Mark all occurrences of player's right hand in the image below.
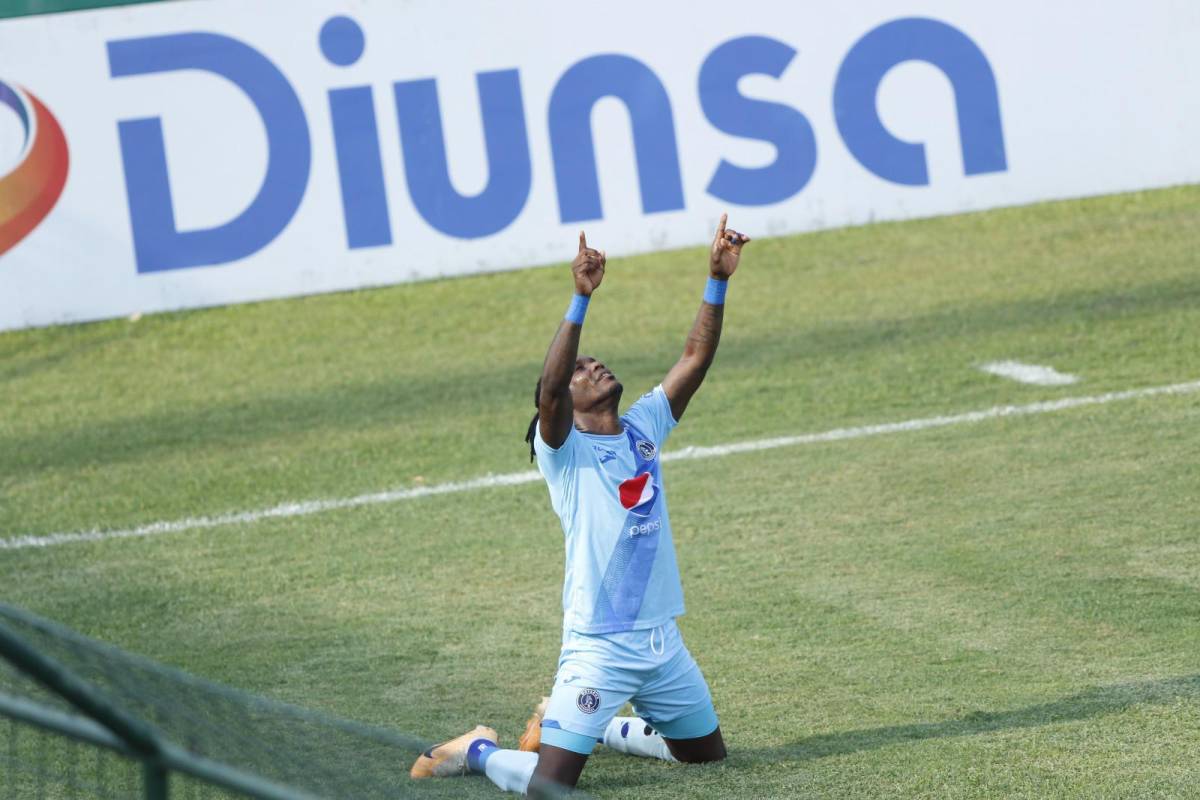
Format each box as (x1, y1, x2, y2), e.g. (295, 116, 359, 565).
(572, 231, 606, 297)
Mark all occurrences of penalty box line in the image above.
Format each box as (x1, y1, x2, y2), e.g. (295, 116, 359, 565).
(3, 378, 1198, 551)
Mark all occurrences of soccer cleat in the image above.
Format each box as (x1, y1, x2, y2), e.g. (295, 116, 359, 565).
(517, 696, 551, 752)
(409, 725, 498, 779)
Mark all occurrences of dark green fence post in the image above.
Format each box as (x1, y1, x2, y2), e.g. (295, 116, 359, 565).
(144, 761, 170, 800)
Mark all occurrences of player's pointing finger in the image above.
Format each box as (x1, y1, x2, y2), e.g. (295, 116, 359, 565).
(716, 213, 728, 239)
(579, 231, 587, 253)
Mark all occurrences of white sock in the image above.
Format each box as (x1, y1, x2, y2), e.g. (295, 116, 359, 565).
(603, 717, 677, 762)
(482, 749, 538, 794)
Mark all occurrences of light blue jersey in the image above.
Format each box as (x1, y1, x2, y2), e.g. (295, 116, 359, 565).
(534, 385, 684, 634)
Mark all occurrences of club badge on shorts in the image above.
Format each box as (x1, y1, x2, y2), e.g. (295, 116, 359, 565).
(576, 688, 601, 714)
(636, 440, 656, 461)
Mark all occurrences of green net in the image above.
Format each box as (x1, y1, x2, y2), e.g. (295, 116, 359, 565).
(0, 604, 581, 799)
(1, 714, 150, 800)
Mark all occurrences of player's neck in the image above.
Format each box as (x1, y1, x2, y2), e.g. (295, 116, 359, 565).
(574, 407, 622, 436)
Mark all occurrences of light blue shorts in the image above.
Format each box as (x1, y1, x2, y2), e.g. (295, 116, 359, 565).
(540, 620, 718, 755)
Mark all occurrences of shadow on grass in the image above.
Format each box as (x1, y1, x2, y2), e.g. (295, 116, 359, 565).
(749, 674, 1200, 764)
(592, 675, 1200, 794)
(3, 276, 1198, 476)
(0, 328, 126, 385)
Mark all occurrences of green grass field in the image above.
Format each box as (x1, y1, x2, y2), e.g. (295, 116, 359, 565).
(1, 186, 1198, 798)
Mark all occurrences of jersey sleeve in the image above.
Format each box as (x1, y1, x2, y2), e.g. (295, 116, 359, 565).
(622, 384, 679, 449)
(533, 423, 578, 517)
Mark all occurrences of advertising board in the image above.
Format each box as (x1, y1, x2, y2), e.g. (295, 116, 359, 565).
(1, 1, 1198, 329)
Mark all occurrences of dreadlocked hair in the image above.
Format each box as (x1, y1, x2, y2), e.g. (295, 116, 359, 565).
(524, 376, 543, 462)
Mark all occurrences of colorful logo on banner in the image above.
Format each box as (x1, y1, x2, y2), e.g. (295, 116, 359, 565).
(0, 80, 69, 257)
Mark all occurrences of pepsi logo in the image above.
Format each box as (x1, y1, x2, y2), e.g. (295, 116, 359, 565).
(618, 472, 655, 510)
(627, 519, 662, 537)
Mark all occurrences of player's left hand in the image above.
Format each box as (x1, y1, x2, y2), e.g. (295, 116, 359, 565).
(710, 213, 750, 279)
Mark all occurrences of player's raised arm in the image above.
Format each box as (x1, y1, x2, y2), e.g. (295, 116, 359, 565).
(537, 232, 607, 449)
(662, 213, 750, 421)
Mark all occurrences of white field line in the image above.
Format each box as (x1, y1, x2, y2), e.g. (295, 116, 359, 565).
(3, 379, 1198, 552)
(980, 360, 1079, 386)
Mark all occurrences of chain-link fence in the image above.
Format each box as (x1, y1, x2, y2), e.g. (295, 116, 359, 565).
(0, 604, 578, 799)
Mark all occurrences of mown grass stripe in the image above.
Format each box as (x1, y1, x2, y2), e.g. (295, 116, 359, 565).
(3, 378, 1197, 551)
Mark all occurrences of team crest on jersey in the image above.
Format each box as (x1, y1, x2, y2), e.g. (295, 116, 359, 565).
(576, 688, 601, 714)
(636, 440, 656, 461)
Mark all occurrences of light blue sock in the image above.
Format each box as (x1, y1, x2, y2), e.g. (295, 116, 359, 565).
(481, 749, 538, 794)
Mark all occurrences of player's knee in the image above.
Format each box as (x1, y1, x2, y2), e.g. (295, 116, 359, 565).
(677, 750, 726, 764)
(676, 741, 727, 763)
(665, 729, 727, 763)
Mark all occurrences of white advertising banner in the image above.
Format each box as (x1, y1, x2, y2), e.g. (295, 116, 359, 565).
(1, 0, 1198, 330)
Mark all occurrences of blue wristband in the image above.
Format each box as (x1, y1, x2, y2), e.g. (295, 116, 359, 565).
(704, 276, 728, 305)
(565, 293, 590, 325)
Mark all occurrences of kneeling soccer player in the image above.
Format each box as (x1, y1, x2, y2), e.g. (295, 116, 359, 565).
(411, 216, 750, 795)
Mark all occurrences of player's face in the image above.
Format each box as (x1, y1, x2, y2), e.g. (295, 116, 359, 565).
(569, 355, 622, 410)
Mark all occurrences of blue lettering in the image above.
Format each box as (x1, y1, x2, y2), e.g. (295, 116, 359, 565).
(318, 14, 364, 67)
(548, 55, 684, 223)
(833, 17, 1007, 186)
(322, 17, 392, 249)
(699, 36, 817, 206)
(328, 87, 392, 249)
(393, 70, 531, 239)
(105, 18, 1009, 269)
(107, 32, 310, 272)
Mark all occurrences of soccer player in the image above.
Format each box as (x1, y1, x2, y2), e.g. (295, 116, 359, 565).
(410, 215, 750, 796)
